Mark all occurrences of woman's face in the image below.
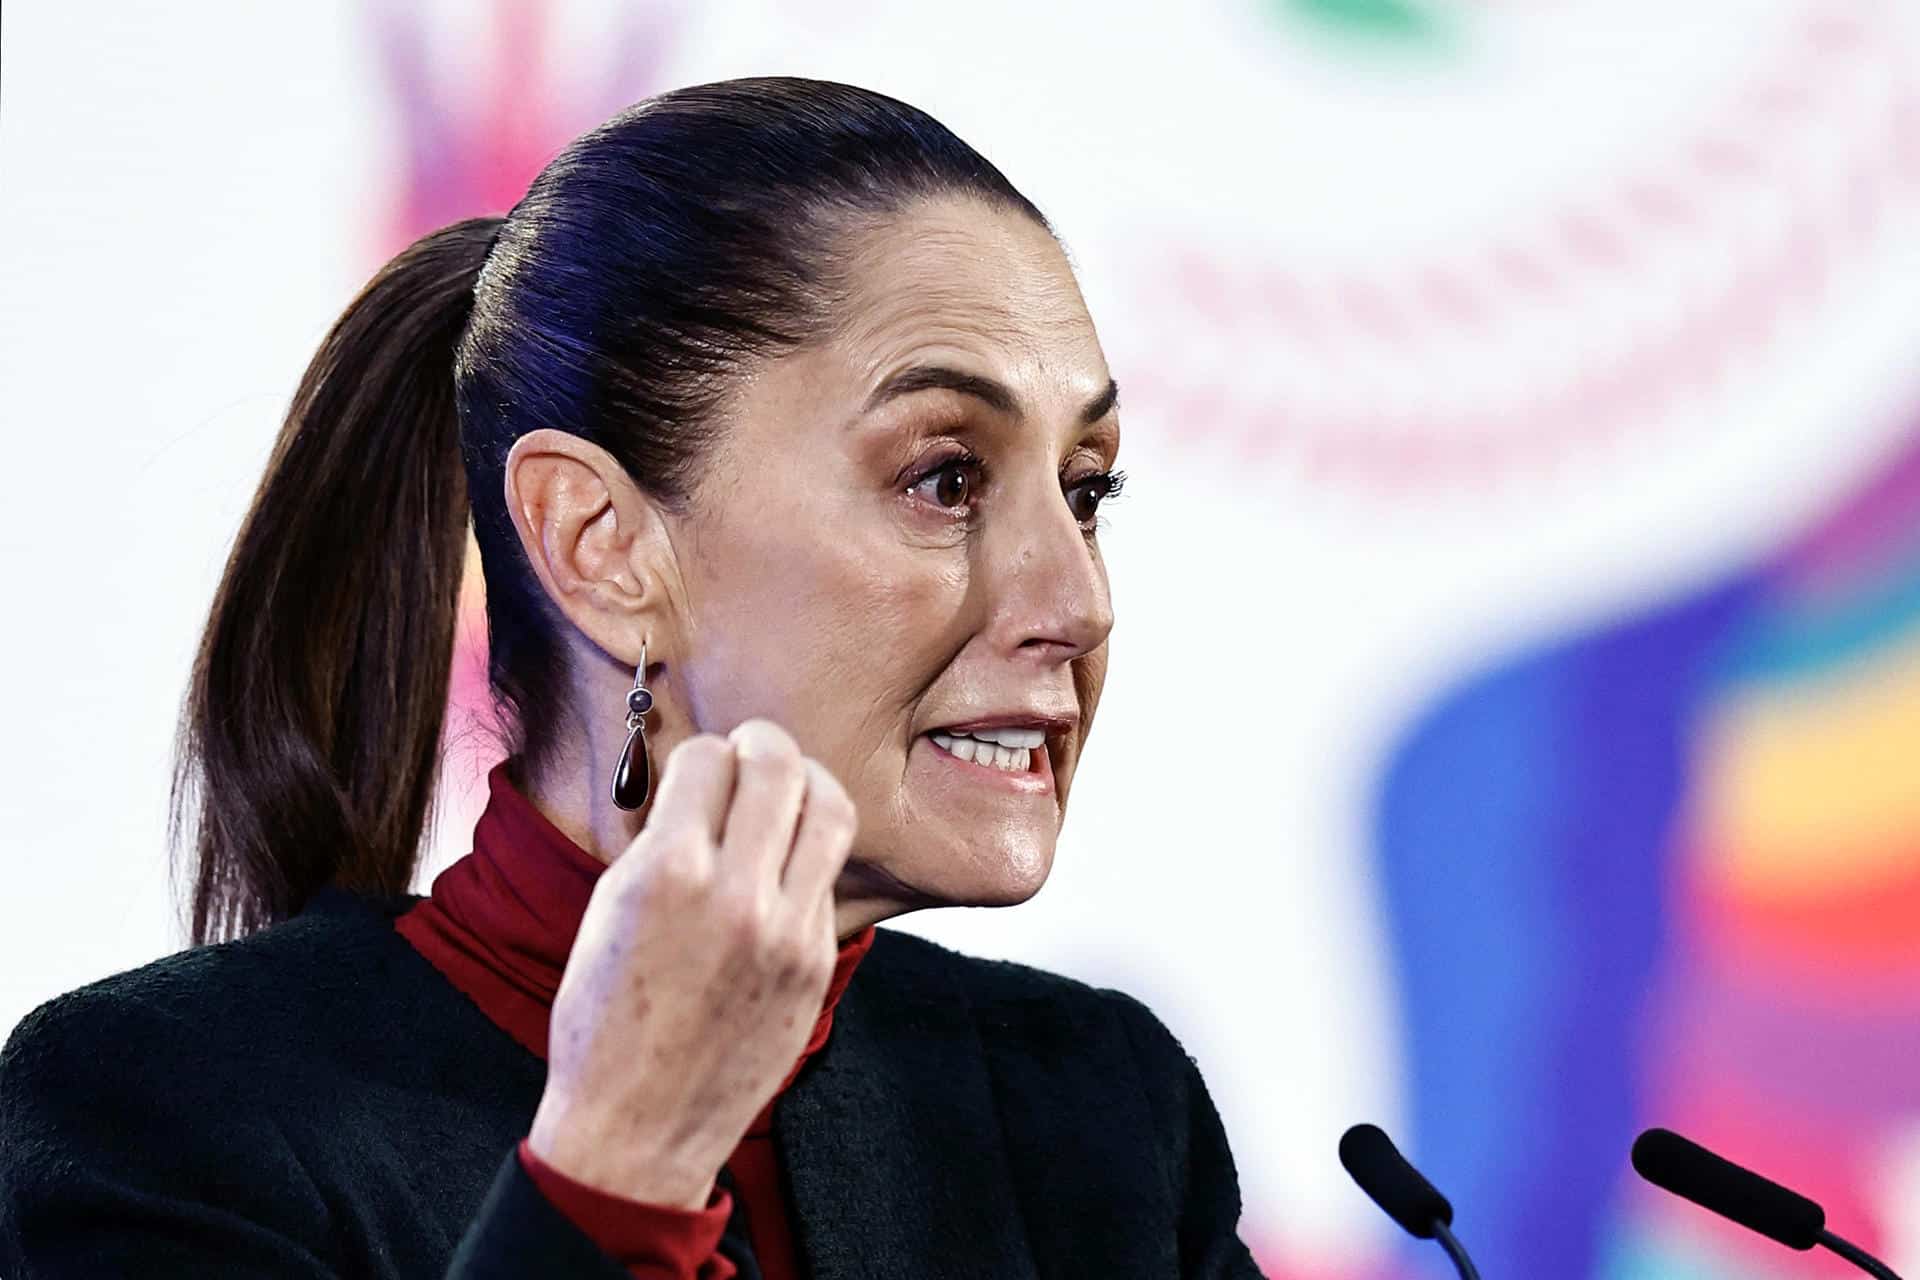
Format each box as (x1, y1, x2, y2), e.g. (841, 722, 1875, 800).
(668, 195, 1120, 919)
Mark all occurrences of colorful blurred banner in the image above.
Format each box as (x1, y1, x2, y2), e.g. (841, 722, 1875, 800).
(1378, 420, 1920, 1277)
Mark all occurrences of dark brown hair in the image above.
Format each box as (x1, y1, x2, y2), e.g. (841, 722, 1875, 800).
(171, 76, 1049, 945)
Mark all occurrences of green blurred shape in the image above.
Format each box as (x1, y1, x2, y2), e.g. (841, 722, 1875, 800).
(1279, 0, 1449, 44)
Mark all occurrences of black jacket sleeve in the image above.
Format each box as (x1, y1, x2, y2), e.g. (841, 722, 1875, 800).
(1104, 988, 1269, 1279)
(0, 988, 633, 1279)
(443, 1150, 646, 1279)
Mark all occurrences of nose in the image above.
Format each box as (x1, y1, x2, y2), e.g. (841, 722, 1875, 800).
(983, 470, 1115, 664)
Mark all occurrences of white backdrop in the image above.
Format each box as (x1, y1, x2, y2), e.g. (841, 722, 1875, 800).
(7, 2, 1920, 1273)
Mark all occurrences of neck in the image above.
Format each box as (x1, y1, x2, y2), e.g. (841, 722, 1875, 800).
(510, 739, 640, 871)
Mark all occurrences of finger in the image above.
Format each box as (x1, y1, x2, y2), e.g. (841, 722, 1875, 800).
(805, 874, 840, 957)
(717, 718, 809, 886)
(643, 733, 738, 844)
(780, 758, 858, 903)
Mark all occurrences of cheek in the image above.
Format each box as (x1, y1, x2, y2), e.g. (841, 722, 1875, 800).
(680, 509, 968, 772)
(1071, 647, 1109, 740)
(1051, 647, 1108, 800)
(822, 558, 970, 794)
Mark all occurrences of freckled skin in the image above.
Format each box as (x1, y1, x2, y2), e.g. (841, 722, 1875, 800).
(505, 196, 1120, 940)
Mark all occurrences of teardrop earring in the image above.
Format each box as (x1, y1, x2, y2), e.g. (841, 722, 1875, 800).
(611, 640, 654, 811)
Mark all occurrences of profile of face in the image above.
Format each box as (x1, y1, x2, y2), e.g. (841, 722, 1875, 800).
(510, 195, 1120, 931)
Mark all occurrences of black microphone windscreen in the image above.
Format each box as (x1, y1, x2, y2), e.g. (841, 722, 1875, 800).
(1339, 1123, 1454, 1240)
(1631, 1128, 1826, 1250)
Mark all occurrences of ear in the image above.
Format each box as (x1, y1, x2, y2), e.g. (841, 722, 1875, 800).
(501, 428, 679, 669)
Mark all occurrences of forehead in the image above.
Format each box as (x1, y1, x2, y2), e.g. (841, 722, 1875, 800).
(824, 197, 1105, 392)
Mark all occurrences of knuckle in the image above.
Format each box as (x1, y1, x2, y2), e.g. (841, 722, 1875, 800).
(730, 724, 806, 807)
(717, 881, 772, 942)
(668, 733, 733, 777)
(772, 927, 828, 983)
(816, 812, 856, 852)
(800, 756, 841, 800)
(646, 831, 713, 891)
(729, 718, 799, 765)
(805, 764, 858, 834)
(826, 791, 858, 830)
(740, 750, 806, 800)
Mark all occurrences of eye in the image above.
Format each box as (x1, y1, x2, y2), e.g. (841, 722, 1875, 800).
(906, 451, 986, 513)
(1064, 468, 1127, 528)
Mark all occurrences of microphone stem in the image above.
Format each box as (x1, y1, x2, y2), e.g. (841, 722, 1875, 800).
(1819, 1229, 1905, 1280)
(1430, 1221, 1482, 1280)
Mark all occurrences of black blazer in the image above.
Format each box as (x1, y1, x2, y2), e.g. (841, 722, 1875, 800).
(0, 886, 1266, 1278)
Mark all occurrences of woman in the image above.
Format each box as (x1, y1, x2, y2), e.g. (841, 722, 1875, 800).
(0, 77, 1262, 1278)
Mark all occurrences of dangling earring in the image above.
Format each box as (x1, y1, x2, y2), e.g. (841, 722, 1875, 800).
(611, 640, 653, 811)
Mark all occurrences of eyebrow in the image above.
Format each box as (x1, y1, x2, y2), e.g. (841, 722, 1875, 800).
(863, 364, 1120, 426)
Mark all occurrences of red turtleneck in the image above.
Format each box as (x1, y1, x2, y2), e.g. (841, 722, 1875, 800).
(393, 761, 876, 1280)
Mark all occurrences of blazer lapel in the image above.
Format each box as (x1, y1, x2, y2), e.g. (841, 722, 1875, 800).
(776, 930, 1042, 1280)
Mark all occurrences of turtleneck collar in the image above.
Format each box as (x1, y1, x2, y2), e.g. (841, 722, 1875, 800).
(394, 759, 876, 1132)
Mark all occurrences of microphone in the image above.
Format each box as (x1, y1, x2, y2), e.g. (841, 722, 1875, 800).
(1338, 1123, 1482, 1280)
(1631, 1128, 1905, 1280)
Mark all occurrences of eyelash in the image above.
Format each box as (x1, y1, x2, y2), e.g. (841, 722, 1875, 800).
(906, 449, 1128, 533)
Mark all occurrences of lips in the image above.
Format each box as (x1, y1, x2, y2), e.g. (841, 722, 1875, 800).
(932, 714, 1073, 738)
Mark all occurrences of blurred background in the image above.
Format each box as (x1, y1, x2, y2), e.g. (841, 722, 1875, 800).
(5, 1, 1920, 1275)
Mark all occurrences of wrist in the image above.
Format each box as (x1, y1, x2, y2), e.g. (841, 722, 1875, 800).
(526, 1097, 719, 1211)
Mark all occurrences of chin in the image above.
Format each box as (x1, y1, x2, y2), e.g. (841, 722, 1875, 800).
(936, 834, 1055, 907)
(852, 829, 1055, 912)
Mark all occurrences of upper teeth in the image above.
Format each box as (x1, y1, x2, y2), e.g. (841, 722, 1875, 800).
(929, 726, 1044, 772)
(937, 726, 1045, 748)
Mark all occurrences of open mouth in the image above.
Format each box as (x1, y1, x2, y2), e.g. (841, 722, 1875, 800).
(926, 726, 1046, 775)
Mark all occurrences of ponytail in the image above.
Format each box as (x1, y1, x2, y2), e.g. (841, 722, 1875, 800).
(170, 216, 504, 945)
